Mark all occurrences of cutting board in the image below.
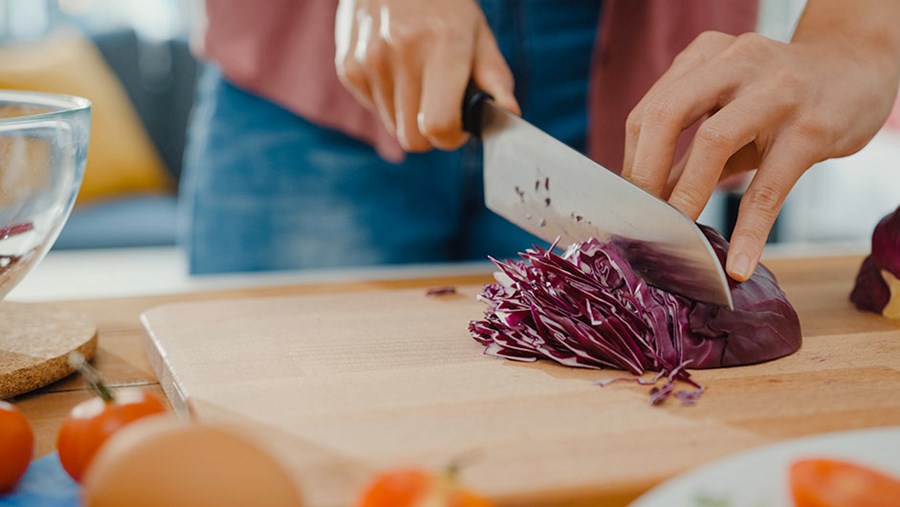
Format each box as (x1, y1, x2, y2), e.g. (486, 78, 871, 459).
(141, 260, 900, 507)
(1, 302, 97, 399)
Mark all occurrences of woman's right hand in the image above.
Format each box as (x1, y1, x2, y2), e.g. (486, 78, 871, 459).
(335, 0, 519, 152)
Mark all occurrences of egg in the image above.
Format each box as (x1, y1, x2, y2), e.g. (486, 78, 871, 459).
(82, 416, 304, 507)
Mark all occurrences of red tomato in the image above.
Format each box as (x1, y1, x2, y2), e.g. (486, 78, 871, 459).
(356, 468, 492, 507)
(0, 401, 33, 494)
(790, 458, 900, 507)
(56, 389, 166, 483)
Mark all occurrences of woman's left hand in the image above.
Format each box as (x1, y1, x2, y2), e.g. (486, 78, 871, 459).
(622, 0, 900, 282)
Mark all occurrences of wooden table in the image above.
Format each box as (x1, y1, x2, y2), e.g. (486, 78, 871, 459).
(9, 254, 900, 504)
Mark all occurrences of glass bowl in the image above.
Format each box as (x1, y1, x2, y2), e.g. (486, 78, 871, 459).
(0, 90, 91, 300)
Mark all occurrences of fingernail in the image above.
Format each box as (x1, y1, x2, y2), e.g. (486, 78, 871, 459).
(728, 253, 752, 281)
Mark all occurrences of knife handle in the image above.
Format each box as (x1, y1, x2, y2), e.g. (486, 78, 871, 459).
(462, 82, 492, 138)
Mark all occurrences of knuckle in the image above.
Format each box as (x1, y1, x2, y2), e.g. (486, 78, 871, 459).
(695, 123, 733, 153)
(642, 100, 676, 126)
(388, 25, 423, 49)
(730, 32, 776, 60)
(427, 19, 456, 41)
(675, 31, 732, 67)
(628, 172, 659, 193)
(362, 40, 388, 68)
(420, 114, 460, 140)
(790, 115, 832, 145)
(695, 30, 731, 46)
(625, 109, 643, 138)
(399, 132, 431, 152)
(742, 183, 784, 216)
(670, 49, 697, 69)
(390, 20, 458, 49)
(735, 221, 772, 248)
(336, 59, 365, 86)
(671, 183, 708, 213)
(771, 68, 802, 91)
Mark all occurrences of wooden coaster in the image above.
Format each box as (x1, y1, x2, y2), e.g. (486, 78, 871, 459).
(0, 302, 97, 399)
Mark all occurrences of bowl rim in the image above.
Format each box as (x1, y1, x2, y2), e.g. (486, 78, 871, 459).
(0, 90, 92, 125)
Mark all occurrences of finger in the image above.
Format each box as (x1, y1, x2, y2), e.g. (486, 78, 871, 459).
(660, 113, 711, 199)
(418, 41, 472, 150)
(627, 63, 741, 197)
(623, 31, 735, 179)
(667, 95, 781, 220)
(394, 59, 431, 152)
(472, 22, 519, 115)
(335, 3, 374, 110)
(355, 13, 396, 133)
(662, 150, 689, 200)
(726, 140, 812, 281)
(662, 141, 757, 199)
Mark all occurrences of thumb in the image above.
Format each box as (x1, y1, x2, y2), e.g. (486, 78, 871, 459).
(472, 23, 519, 115)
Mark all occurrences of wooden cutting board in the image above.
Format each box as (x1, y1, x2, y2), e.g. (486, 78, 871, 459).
(141, 259, 900, 507)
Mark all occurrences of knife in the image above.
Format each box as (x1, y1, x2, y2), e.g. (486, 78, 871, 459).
(462, 88, 734, 309)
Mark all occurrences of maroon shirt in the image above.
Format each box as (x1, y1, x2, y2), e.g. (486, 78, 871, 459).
(200, 0, 757, 169)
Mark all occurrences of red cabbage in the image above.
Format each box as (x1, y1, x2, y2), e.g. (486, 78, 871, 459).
(469, 225, 802, 405)
(851, 205, 900, 319)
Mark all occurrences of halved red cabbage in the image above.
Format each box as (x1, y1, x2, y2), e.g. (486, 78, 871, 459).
(851, 205, 900, 319)
(469, 225, 802, 404)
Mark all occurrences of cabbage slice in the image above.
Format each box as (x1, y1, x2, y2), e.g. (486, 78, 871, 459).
(469, 225, 802, 405)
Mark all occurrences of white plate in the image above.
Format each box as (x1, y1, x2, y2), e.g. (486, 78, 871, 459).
(631, 427, 900, 507)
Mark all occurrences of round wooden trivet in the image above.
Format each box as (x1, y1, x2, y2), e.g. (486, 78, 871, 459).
(0, 302, 97, 399)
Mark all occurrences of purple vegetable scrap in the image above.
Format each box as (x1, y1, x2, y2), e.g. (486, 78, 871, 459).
(426, 286, 457, 296)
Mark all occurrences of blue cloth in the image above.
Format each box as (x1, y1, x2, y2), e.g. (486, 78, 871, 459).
(180, 0, 603, 274)
(0, 454, 79, 507)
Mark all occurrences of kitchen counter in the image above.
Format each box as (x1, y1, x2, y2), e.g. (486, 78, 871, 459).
(7, 251, 899, 506)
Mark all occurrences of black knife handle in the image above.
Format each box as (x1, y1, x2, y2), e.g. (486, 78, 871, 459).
(462, 82, 492, 138)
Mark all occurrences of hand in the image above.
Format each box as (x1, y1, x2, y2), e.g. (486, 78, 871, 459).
(622, 0, 900, 282)
(335, 0, 519, 152)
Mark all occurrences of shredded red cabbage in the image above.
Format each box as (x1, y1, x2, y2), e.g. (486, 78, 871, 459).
(469, 225, 802, 405)
(851, 204, 900, 318)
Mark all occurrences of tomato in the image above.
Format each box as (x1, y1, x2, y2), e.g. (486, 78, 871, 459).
(0, 401, 33, 494)
(356, 468, 492, 507)
(790, 458, 900, 507)
(57, 389, 166, 483)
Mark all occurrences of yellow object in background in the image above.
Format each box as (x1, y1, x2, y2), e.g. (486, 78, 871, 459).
(0, 135, 50, 209)
(0, 30, 173, 205)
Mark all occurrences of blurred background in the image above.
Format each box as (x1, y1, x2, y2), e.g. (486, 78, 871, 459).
(1, 0, 195, 251)
(0, 0, 898, 257)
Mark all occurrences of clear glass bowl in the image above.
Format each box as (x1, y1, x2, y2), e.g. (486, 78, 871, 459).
(0, 91, 91, 299)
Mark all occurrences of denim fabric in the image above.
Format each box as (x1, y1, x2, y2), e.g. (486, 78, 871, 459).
(180, 0, 603, 274)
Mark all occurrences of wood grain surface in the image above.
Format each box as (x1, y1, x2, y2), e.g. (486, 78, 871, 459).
(9, 273, 491, 457)
(139, 256, 900, 507)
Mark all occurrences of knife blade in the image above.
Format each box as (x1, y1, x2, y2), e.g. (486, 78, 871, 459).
(464, 92, 733, 308)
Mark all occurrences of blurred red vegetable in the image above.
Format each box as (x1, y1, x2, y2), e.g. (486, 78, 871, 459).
(851, 205, 900, 319)
(57, 353, 167, 482)
(356, 468, 491, 507)
(790, 458, 900, 507)
(0, 401, 33, 494)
